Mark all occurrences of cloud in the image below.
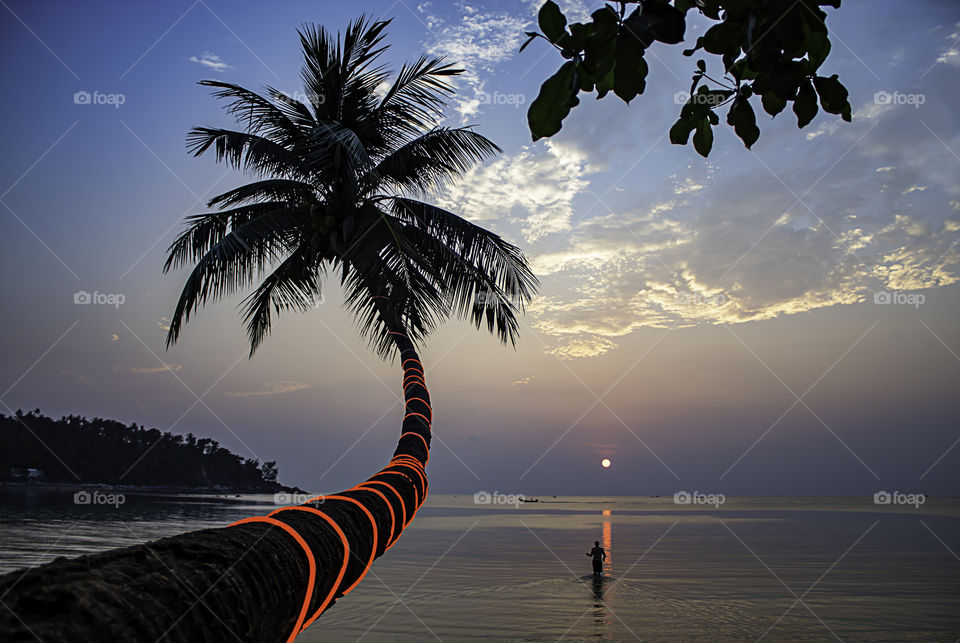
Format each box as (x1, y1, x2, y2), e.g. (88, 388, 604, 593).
(131, 363, 182, 374)
(436, 140, 590, 242)
(428, 5, 960, 360)
(544, 336, 619, 360)
(224, 381, 312, 398)
(423, 4, 531, 122)
(110, 333, 119, 342)
(189, 52, 232, 72)
(510, 376, 536, 386)
(674, 177, 705, 195)
(525, 115, 960, 358)
(805, 99, 893, 140)
(935, 24, 960, 66)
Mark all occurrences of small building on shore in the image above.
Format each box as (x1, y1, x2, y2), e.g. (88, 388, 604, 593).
(9, 468, 44, 480)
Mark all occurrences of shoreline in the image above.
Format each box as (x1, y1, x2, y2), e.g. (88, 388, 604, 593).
(0, 480, 305, 497)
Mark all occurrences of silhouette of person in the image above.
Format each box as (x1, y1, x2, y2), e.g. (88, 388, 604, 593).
(586, 540, 606, 576)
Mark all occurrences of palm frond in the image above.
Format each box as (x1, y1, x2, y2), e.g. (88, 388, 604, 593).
(399, 223, 522, 345)
(390, 198, 538, 345)
(375, 55, 462, 143)
(206, 179, 316, 209)
(240, 247, 325, 355)
(197, 80, 307, 144)
(390, 198, 538, 299)
(340, 205, 448, 359)
(166, 211, 301, 347)
(186, 128, 306, 180)
(367, 127, 500, 195)
(265, 86, 317, 126)
(298, 17, 391, 122)
(164, 201, 291, 273)
(303, 121, 372, 192)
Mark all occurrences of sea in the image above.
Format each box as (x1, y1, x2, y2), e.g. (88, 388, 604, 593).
(1, 490, 958, 641)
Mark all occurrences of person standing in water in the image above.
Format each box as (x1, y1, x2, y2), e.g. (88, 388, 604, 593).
(586, 540, 606, 576)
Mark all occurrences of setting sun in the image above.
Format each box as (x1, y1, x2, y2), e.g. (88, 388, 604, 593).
(601, 458, 612, 469)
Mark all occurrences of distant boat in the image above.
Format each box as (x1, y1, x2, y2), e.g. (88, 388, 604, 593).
(521, 497, 539, 503)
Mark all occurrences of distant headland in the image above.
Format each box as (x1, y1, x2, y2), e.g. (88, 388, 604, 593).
(0, 409, 302, 495)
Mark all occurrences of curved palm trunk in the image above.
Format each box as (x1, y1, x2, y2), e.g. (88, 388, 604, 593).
(0, 332, 431, 642)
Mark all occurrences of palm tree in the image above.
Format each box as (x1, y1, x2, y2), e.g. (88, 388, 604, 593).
(0, 16, 537, 643)
(164, 12, 534, 629)
(166, 12, 537, 635)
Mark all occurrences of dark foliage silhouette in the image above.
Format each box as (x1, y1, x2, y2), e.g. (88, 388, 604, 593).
(524, 0, 852, 155)
(0, 410, 283, 491)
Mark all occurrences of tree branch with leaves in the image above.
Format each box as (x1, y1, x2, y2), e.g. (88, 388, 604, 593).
(524, 0, 851, 156)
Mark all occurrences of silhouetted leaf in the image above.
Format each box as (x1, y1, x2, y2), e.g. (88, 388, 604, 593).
(804, 27, 831, 69)
(574, 62, 593, 91)
(761, 91, 787, 116)
(696, 0, 722, 20)
(622, 7, 654, 48)
(645, 1, 687, 44)
(700, 21, 739, 55)
(568, 22, 591, 51)
(528, 61, 579, 141)
(596, 67, 615, 99)
(538, 1, 567, 43)
(690, 72, 703, 96)
(693, 118, 713, 156)
(728, 58, 760, 82)
(613, 33, 648, 103)
(769, 61, 803, 100)
(669, 114, 696, 145)
(583, 7, 619, 78)
(793, 78, 818, 128)
(519, 32, 538, 53)
(728, 97, 760, 148)
(814, 74, 852, 121)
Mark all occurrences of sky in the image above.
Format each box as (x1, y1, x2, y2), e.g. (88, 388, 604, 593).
(0, 0, 958, 497)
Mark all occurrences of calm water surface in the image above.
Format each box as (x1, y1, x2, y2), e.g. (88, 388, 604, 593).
(1, 491, 958, 641)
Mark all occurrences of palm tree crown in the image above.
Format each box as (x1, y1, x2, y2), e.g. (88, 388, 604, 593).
(164, 16, 538, 358)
